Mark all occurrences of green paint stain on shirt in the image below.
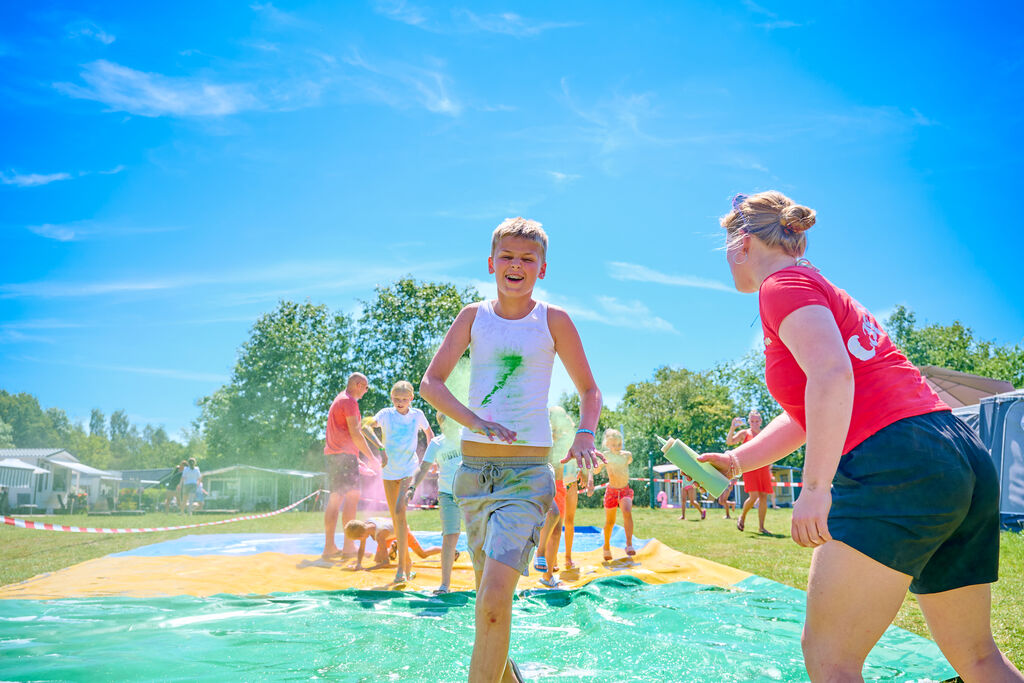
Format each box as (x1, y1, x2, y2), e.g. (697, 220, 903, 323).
(480, 353, 523, 406)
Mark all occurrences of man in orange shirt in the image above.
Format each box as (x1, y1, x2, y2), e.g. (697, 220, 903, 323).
(322, 372, 378, 560)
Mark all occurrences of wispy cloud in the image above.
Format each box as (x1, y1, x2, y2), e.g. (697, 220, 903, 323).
(372, 0, 431, 28)
(98, 164, 125, 175)
(249, 2, 304, 27)
(344, 49, 461, 116)
(25, 221, 178, 242)
(462, 279, 677, 334)
(741, 0, 802, 30)
(0, 261, 441, 300)
(571, 296, 679, 334)
(608, 261, 734, 293)
(22, 356, 227, 383)
(1, 170, 72, 187)
(67, 20, 115, 45)
(547, 170, 581, 184)
(453, 10, 581, 37)
(559, 78, 674, 160)
(55, 60, 261, 117)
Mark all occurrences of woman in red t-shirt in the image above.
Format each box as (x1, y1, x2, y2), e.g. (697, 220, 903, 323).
(700, 191, 1018, 682)
(725, 411, 772, 533)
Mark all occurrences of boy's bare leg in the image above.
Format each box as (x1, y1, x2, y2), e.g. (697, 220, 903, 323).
(440, 533, 459, 588)
(469, 557, 521, 683)
(621, 497, 634, 553)
(564, 485, 578, 568)
(602, 506, 616, 561)
(543, 509, 564, 582)
(383, 478, 410, 580)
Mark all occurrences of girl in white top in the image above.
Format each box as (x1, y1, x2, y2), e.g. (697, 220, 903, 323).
(369, 381, 434, 585)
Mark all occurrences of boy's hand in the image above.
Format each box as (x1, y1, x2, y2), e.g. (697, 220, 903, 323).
(561, 433, 605, 470)
(406, 487, 416, 502)
(472, 418, 517, 444)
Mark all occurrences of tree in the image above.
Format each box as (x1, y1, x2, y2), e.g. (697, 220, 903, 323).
(618, 366, 736, 472)
(198, 300, 354, 469)
(0, 418, 14, 448)
(885, 305, 1024, 387)
(355, 278, 479, 418)
(0, 390, 58, 447)
(45, 407, 73, 443)
(89, 409, 107, 440)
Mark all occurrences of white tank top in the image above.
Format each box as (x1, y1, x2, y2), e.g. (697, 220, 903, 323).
(461, 299, 555, 447)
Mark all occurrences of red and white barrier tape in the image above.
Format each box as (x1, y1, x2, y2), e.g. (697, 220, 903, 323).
(1, 489, 324, 534)
(626, 476, 803, 487)
(364, 497, 439, 510)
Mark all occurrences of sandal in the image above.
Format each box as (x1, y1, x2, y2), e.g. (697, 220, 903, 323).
(539, 576, 562, 589)
(534, 555, 547, 572)
(433, 586, 450, 595)
(625, 545, 636, 557)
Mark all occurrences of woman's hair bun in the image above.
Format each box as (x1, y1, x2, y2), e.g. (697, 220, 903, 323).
(779, 204, 816, 233)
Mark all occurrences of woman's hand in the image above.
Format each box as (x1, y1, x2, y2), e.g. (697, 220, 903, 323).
(790, 487, 832, 548)
(561, 433, 606, 470)
(471, 417, 517, 444)
(697, 452, 731, 477)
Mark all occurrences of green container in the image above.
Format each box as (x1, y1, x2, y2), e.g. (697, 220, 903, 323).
(658, 436, 731, 498)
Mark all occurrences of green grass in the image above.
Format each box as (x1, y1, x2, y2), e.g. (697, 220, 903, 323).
(2, 506, 1021, 669)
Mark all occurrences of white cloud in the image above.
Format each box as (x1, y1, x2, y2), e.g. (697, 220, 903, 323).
(249, 2, 304, 27)
(547, 170, 581, 184)
(22, 355, 227, 383)
(607, 261, 734, 293)
(25, 221, 179, 242)
(1, 170, 72, 187)
(373, 0, 430, 27)
(453, 10, 581, 37)
(344, 49, 461, 116)
(67, 21, 115, 45)
(98, 164, 125, 175)
(55, 60, 263, 117)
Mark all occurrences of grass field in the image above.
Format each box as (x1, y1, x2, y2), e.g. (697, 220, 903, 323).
(2, 506, 1021, 670)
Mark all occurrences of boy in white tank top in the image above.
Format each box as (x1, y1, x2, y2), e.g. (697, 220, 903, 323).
(421, 217, 604, 683)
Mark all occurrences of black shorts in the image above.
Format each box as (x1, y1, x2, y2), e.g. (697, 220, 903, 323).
(325, 453, 360, 494)
(829, 410, 1000, 594)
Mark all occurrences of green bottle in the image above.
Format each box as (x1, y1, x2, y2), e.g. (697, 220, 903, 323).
(656, 436, 731, 498)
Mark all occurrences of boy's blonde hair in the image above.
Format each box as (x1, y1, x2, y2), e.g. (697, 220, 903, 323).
(721, 191, 816, 258)
(344, 519, 369, 538)
(602, 428, 623, 448)
(391, 380, 415, 396)
(491, 217, 548, 259)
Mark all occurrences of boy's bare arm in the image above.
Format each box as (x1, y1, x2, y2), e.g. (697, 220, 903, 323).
(353, 538, 367, 569)
(407, 459, 433, 500)
(420, 305, 516, 442)
(548, 306, 604, 469)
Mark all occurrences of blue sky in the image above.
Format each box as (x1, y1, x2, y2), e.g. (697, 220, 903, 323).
(2, 1, 1022, 440)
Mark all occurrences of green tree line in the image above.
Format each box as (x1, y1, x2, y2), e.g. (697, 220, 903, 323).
(3, 283, 1021, 475)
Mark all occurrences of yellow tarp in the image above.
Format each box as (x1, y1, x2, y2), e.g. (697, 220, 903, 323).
(0, 539, 750, 600)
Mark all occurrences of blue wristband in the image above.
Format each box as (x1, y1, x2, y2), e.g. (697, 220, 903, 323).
(576, 428, 595, 437)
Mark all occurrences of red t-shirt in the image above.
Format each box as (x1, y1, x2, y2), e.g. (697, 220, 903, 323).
(759, 266, 947, 454)
(324, 391, 361, 455)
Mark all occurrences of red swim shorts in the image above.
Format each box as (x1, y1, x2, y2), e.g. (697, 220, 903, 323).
(743, 465, 774, 494)
(553, 479, 566, 514)
(604, 485, 634, 509)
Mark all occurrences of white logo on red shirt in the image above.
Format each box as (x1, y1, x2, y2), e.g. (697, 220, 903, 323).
(846, 312, 882, 362)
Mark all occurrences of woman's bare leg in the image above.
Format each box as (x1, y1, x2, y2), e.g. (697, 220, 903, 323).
(803, 541, 911, 682)
(917, 584, 1024, 682)
(756, 492, 769, 533)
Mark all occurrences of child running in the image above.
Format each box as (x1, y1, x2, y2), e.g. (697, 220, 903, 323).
(535, 406, 575, 588)
(420, 217, 603, 683)
(344, 518, 441, 572)
(408, 412, 463, 594)
(600, 428, 635, 561)
(370, 380, 434, 584)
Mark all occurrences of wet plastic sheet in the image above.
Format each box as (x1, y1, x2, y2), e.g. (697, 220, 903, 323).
(0, 576, 955, 682)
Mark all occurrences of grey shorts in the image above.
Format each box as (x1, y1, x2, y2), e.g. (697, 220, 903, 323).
(438, 492, 462, 536)
(453, 456, 554, 576)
